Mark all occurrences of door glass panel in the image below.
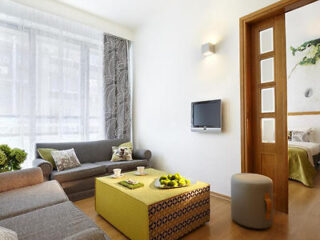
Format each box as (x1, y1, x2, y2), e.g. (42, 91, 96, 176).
(261, 88, 275, 113)
(262, 118, 275, 143)
(260, 28, 273, 54)
(260, 57, 274, 83)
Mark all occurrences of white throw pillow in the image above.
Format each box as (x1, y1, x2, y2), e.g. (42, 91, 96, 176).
(0, 226, 18, 240)
(51, 148, 81, 172)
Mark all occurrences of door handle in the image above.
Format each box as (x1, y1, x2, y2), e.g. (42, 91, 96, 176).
(264, 192, 272, 220)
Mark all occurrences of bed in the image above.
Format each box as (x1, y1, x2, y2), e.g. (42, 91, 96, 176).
(288, 141, 319, 187)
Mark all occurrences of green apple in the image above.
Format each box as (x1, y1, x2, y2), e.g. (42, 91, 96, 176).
(167, 181, 175, 187)
(174, 173, 181, 180)
(178, 179, 186, 186)
(163, 179, 170, 185)
(186, 179, 191, 185)
(160, 175, 168, 181)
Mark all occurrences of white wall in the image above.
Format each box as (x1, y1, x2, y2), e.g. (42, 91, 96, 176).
(286, 1, 320, 113)
(133, 0, 278, 196)
(11, 0, 134, 40)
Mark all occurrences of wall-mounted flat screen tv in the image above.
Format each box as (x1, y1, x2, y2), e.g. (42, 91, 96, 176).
(191, 99, 222, 132)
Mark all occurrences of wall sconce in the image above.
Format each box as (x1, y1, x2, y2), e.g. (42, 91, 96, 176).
(202, 42, 215, 56)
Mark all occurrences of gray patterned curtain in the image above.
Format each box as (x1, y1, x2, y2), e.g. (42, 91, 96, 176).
(104, 34, 131, 140)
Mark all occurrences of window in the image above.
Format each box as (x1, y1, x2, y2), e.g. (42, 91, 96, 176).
(0, 2, 104, 166)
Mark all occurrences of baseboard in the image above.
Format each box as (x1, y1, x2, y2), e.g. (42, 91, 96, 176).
(210, 191, 231, 201)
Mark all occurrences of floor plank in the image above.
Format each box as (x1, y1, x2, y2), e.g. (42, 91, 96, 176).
(75, 173, 320, 240)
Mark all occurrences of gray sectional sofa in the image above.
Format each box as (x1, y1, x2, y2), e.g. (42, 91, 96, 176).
(0, 167, 109, 240)
(33, 139, 152, 201)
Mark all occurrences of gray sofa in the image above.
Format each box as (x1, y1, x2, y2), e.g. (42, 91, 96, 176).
(0, 167, 109, 240)
(33, 139, 152, 201)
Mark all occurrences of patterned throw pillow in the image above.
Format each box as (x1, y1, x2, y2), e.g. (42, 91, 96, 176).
(51, 148, 81, 172)
(111, 142, 133, 162)
(291, 129, 312, 142)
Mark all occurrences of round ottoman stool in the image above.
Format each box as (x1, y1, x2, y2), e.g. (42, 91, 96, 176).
(231, 173, 273, 229)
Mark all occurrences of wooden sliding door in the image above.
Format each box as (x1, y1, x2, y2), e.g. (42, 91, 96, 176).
(250, 15, 288, 213)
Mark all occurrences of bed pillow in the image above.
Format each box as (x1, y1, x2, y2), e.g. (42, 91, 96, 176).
(291, 129, 312, 142)
(288, 131, 293, 141)
(51, 148, 81, 172)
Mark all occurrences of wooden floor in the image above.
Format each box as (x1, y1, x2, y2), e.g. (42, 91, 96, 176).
(75, 173, 320, 240)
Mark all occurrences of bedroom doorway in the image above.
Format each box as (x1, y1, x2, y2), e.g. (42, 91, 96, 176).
(286, 1, 320, 190)
(240, 0, 318, 213)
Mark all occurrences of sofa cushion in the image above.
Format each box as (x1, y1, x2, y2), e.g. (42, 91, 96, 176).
(0, 201, 109, 240)
(60, 176, 104, 195)
(0, 168, 43, 193)
(63, 227, 108, 240)
(51, 163, 106, 183)
(0, 226, 18, 240)
(93, 159, 149, 173)
(0, 180, 68, 220)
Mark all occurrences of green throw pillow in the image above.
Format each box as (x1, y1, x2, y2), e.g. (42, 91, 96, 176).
(37, 148, 57, 169)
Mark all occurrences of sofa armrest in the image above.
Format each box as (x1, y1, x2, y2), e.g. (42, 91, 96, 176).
(32, 158, 53, 180)
(0, 167, 43, 193)
(133, 149, 152, 160)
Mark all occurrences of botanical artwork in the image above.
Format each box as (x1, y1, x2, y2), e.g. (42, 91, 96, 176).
(287, 36, 320, 113)
(288, 38, 320, 79)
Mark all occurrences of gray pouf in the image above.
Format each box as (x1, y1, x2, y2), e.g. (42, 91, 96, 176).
(231, 173, 273, 229)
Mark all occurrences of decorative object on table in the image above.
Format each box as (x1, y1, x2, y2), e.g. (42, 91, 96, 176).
(111, 142, 133, 162)
(288, 38, 320, 79)
(135, 166, 147, 176)
(119, 179, 144, 189)
(111, 168, 123, 178)
(155, 173, 191, 189)
(51, 148, 81, 172)
(0, 144, 27, 172)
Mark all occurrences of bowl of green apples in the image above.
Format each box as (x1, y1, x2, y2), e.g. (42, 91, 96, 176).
(155, 173, 191, 189)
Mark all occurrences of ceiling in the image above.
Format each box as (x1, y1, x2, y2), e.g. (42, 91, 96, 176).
(55, 0, 173, 30)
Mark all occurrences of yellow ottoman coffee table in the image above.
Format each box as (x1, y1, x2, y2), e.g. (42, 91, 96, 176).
(95, 168, 210, 240)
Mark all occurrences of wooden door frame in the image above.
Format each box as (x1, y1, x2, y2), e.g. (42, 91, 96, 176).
(240, 0, 318, 173)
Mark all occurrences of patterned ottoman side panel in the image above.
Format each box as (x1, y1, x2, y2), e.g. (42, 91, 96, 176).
(148, 185, 210, 240)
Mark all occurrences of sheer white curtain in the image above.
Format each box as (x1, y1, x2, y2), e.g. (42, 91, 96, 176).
(0, 0, 105, 167)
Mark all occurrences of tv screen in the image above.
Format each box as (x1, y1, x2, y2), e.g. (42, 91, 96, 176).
(192, 100, 221, 129)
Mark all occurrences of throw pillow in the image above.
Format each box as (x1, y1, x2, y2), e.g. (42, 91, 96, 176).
(0, 226, 18, 240)
(37, 148, 57, 169)
(111, 142, 133, 162)
(288, 130, 292, 141)
(119, 141, 133, 150)
(291, 129, 312, 142)
(51, 148, 81, 172)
